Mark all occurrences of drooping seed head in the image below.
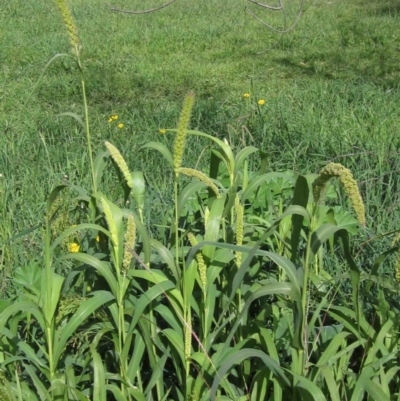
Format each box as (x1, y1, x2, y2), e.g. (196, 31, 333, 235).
(105, 141, 133, 188)
(313, 162, 365, 226)
(177, 167, 220, 198)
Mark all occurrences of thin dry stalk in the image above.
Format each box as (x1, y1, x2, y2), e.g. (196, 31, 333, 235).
(106, 0, 178, 14)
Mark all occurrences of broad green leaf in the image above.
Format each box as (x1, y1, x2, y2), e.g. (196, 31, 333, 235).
(154, 304, 182, 335)
(250, 368, 270, 401)
(241, 172, 291, 202)
(316, 331, 351, 367)
(185, 129, 235, 175)
(144, 349, 169, 397)
(59, 253, 118, 297)
(0, 301, 44, 331)
(162, 328, 185, 367)
(290, 175, 309, 262)
(53, 290, 114, 365)
(139, 142, 173, 167)
(131, 171, 145, 211)
(24, 364, 51, 401)
(129, 269, 183, 313)
(51, 223, 110, 252)
(291, 373, 327, 401)
(318, 366, 341, 401)
(91, 346, 107, 401)
(177, 181, 210, 218)
(234, 146, 258, 176)
(93, 150, 109, 191)
(210, 349, 289, 401)
(127, 280, 175, 339)
(46, 271, 64, 324)
(150, 239, 179, 282)
(127, 332, 146, 384)
(222, 282, 298, 360)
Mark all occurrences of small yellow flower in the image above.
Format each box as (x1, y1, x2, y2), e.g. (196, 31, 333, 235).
(243, 93, 250, 98)
(258, 99, 265, 106)
(118, 123, 124, 129)
(108, 118, 113, 123)
(68, 242, 80, 253)
(96, 235, 100, 242)
(112, 115, 118, 120)
(159, 129, 166, 135)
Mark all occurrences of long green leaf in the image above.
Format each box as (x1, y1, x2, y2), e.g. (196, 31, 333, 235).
(234, 146, 258, 176)
(210, 349, 289, 400)
(92, 346, 107, 401)
(53, 290, 114, 365)
(291, 373, 327, 401)
(59, 253, 118, 297)
(139, 142, 173, 167)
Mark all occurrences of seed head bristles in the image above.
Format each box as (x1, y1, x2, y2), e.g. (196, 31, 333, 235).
(177, 167, 220, 198)
(187, 232, 207, 294)
(184, 317, 192, 362)
(55, 0, 81, 55)
(123, 215, 136, 272)
(100, 196, 119, 249)
(235, 195, 244, 268)
(173, 92, 195, 176)
(204, 206, 210, 226)
(105, 141, 133, 188)
(391, 233, 400, 282)
(313, 162, 366, 226)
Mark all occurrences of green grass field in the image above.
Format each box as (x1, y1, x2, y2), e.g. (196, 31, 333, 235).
(2, 0, 400, 268)
(2, 1, 400, 399)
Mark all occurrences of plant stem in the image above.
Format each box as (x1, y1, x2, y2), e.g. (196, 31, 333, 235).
(78, 60, 96, 194)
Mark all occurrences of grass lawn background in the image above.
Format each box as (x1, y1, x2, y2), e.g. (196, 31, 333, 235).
(1, 0, 400, 270)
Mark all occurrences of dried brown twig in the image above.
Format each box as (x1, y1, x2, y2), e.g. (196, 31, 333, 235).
(247, 0, 283, 11)
(246, 0, 305, 34)
(106, 0, 178, 15)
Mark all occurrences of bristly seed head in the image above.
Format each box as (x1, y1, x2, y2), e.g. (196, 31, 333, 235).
(55, 0, 81, 55)
(177, 167, 220, 198)
(105, 141, 133, 188)
(313, 162, 366, 226)
(187, 232, 207, 295)
(173, 92, 195, 176)
(123, 215, 136, 272)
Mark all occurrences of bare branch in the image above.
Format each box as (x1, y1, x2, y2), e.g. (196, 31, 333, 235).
(246, 0, 283, 11)
(106, 0, 178, 15)
(246, 0, 304, 34)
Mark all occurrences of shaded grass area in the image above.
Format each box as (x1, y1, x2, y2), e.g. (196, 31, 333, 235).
(1, 0, 400, 269)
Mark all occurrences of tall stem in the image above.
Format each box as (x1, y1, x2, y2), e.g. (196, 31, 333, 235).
(45, 219, 54, 382)
(78, 59, 96, 194)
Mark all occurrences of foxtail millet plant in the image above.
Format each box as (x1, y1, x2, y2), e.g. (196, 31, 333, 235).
(313, 162, 366, 226)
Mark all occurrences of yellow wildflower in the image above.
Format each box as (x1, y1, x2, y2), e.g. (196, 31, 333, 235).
(96, 235, 100, 242)
(258, 99, 265, 106)
(112, 115, 118, 120)
(159, 129, 166, 134)
(68, 242, 80, 253)
(118, 123, 124, 129)
(243, 93, 250, 98)
(108, 117, 113, 123)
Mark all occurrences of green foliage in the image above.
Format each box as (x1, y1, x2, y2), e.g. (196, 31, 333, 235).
(2, 0, 400, 400)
